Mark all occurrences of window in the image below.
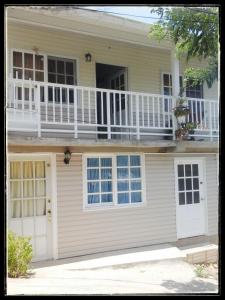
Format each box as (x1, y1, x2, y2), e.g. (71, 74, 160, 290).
(48, 56, 76, 85)
(9, 161, 47, 218)
(185, 80, 203, 99)
(86, 157, 113, 205)
(162, 73, 203, 98)
(117, 155, 142, 204)
(12, 51, 44, 81)
(47, 56, 77, 103)
(84, 154, 144, 208)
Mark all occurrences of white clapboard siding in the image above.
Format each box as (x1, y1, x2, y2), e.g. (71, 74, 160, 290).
(55, 153, 218, 258)
(7, 22, 217, 99)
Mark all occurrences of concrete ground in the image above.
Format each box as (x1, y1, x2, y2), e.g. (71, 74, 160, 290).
(6, 243, 219, 295)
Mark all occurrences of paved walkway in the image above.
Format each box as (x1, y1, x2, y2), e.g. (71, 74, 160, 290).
(6, 243, 218, 295)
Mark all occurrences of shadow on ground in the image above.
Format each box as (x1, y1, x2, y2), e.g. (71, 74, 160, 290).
(161, 279, 218, 293)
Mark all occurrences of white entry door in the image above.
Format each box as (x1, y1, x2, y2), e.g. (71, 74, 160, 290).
(175, 159, 206, 239)
(8, 157, 52, 262)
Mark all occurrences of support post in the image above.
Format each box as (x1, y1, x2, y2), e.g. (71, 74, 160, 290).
(36, 84, 41, 137)
(74, 87, 78, 139)
(171, 50, 180, 140)
(106, 91, 111, 139)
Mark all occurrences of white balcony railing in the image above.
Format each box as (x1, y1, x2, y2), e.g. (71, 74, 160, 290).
(7, 79, 219, 141)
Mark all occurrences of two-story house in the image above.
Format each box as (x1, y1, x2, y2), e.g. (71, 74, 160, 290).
(6, 6, 219, 262)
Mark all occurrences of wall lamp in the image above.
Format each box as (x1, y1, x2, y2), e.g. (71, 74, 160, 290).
(85, 52, 92, 62)
(64, 149, 71, 164)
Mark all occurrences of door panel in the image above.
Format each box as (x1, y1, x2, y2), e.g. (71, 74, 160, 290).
(8, 159, 52, 262)
(175, 160, 206, 239)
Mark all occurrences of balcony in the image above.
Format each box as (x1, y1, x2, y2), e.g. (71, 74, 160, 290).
(7, 79, 219, 142)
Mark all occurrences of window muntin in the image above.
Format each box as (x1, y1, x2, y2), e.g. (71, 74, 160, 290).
(9, 161, 47, 218)
(177, 163, 200, 206)
(86, 157, 113, 205)
(85, 155, 143, 208)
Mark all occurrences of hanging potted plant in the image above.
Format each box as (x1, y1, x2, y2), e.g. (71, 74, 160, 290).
(173, 98, 190, 124)
(175, 122, 197, 141)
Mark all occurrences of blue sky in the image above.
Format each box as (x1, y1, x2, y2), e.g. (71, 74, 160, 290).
(84, 6, 161, 24)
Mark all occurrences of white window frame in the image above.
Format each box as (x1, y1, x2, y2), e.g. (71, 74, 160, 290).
(83, 153, 146, 211)
(10, 48, 80, 85)
(161, 72, 204, 99)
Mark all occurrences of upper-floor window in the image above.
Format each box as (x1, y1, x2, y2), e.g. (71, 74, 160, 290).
(12, 51, 44, 81)
(48, 56, 77, 85)
(162, 73, 203, 98)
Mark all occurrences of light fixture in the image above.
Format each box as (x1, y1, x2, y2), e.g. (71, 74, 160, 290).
(85, 52, 92, 62)
(64, 149, 71, 164)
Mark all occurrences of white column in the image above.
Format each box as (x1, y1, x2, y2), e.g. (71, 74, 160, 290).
(171, 50, 180, 98)
(171, 50, 180, 140)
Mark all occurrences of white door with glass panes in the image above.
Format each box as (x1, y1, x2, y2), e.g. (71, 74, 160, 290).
(175, 159, 206, 239)
(8, 158, 52, 262)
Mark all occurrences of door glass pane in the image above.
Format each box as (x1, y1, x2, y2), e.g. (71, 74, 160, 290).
(185, 165, 192, 177)
(23, 162, 33, 179)
(178, 179, 184, 191)
(11, 201, 22, 218)
(13, 51, 22, 67)
(179, 193, 185, 205)
(23, 180, 34, 198)
(10, 181, 21, 199)
(101, 194, 113, 203)
(23, 199, 34, 217)
(35, 162, 45, 178)
(35, 55, 44, 70)
(163, 74, 169, 86)
(193, 178, 199, 190)
(118, 193, 129, 204)
(24, 53, 33, 69)
(36, 198, 46, 216)
(35, 180, 46, 197)
(178, 165, 184, 177)
(10, 162, 21, 179)
(24, 70, 33, 80)
(186, 192, 192, 204)
(194, 191, 200, 203)
(192, 164, 199, 176)
(186, 178, 192, 190)
(35, 71, 44, 82)
(13, 68, 22, 79)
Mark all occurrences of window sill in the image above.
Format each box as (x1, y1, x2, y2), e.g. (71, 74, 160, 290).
(83, 202, 146, 212)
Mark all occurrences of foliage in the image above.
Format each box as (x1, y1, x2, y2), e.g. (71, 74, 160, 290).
(194, 264, 208, 278)
(149, 7, 219, 88)
(8, 230, 33, 278)
(173, 98, 190, 118)
(175, 122, 197, 140)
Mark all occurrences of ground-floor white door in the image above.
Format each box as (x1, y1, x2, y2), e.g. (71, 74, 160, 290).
(174, 159, 207, 239)
(8, 156, 52, 262)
